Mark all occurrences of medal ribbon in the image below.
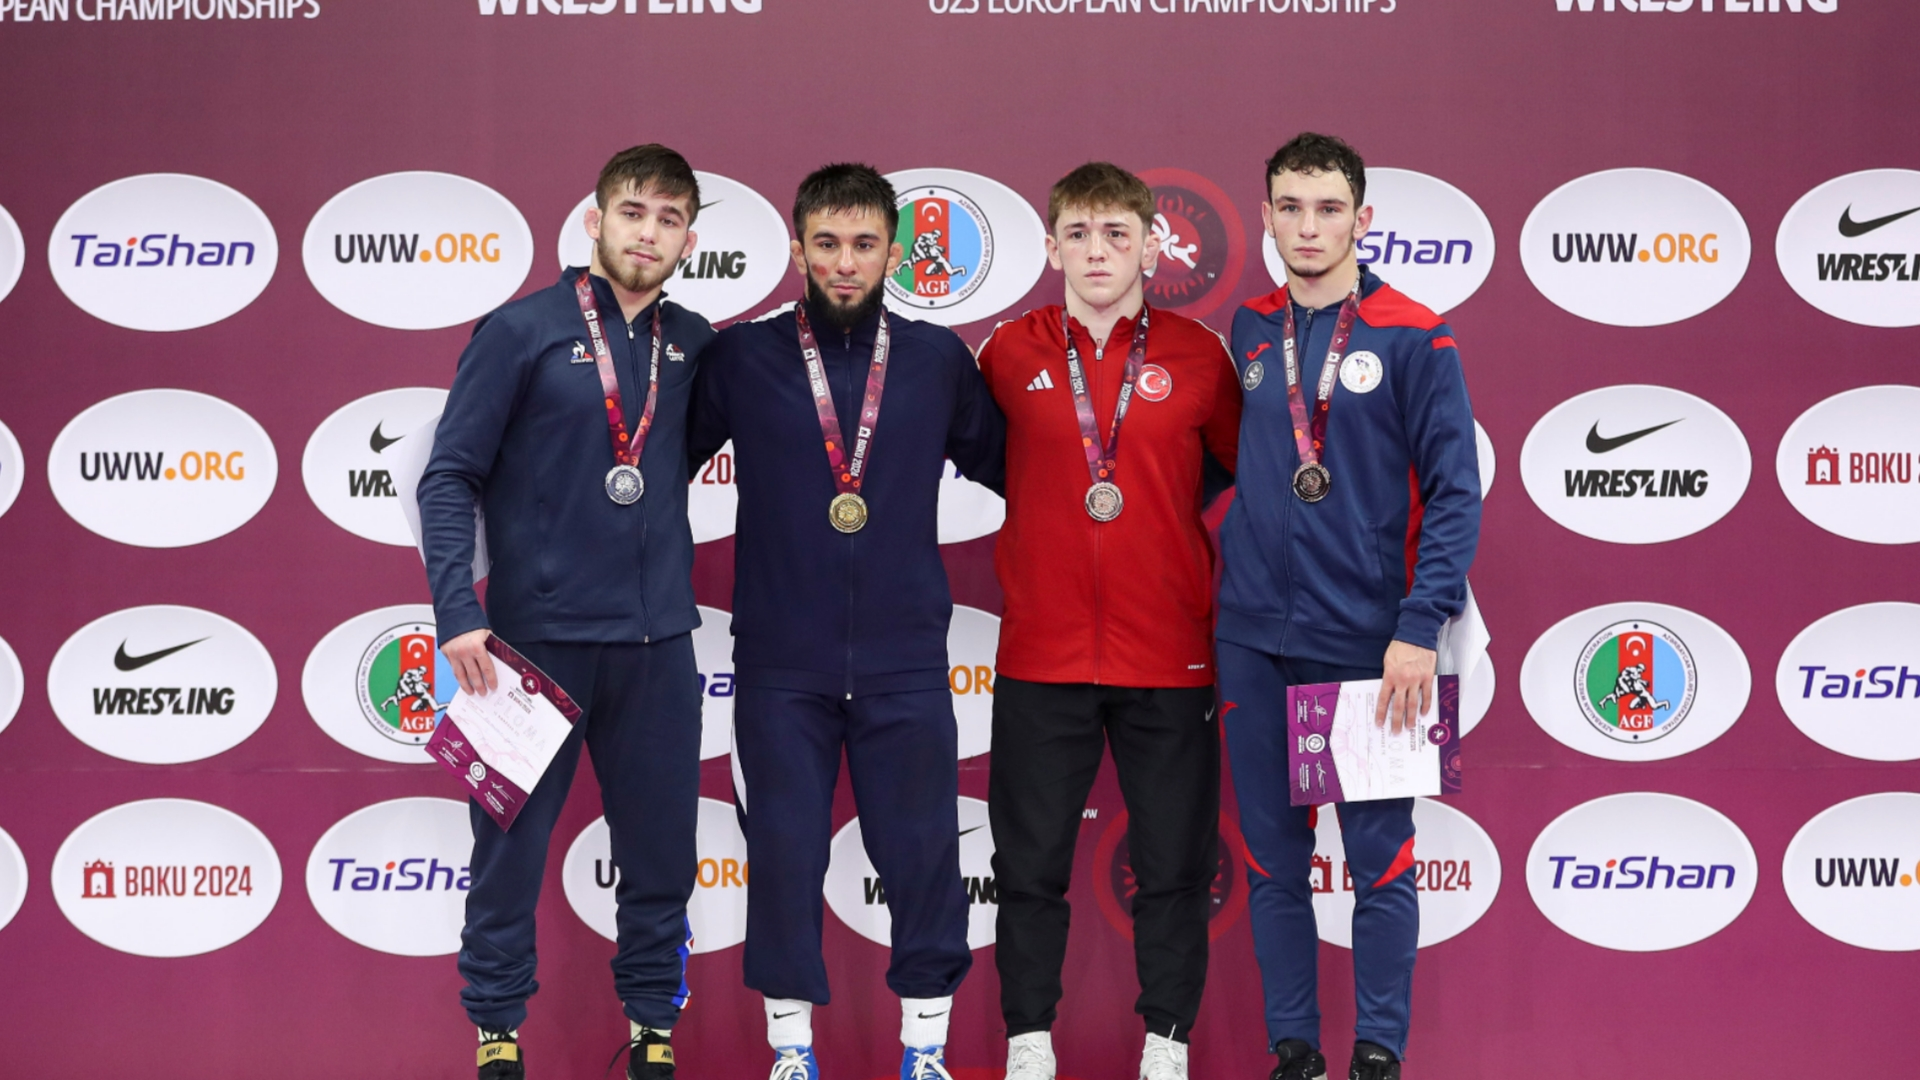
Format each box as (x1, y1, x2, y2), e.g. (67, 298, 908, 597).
(1278, 282, 1361, 473)
(573, 271, 662, 470)
(795, 304, 892, 496)
(1062, 305, 1151, 486)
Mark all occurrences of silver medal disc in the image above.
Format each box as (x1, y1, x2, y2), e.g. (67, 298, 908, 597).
(1085, 481, 1124, 522)
(606, 464, 644, 505)
(1292, 462, 1331, 503)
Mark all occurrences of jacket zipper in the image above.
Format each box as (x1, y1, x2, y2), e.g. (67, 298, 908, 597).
(1091, 329, 1103, 683)
(630, 319, 652, 643)
(842, 326, 856, 700)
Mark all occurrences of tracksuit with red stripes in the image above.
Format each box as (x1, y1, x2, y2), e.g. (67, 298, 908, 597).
(1217, 268, 1480, 1060)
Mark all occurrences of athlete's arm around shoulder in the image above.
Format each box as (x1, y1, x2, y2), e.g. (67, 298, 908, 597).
(929, 321, 1006, 495)
(1390, 317, 1481, 651)
(686, 316, 750, 479)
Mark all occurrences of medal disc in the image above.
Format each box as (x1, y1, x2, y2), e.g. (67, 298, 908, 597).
(1085, 481, 1124, 522)
(606, 464, 644, 505)
(829, 492, 869, 534)
(1292, 462, 1331, 503)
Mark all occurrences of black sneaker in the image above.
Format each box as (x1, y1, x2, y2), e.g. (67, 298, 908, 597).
(1270, 1039, 1327, 1080)
(607, 1028, 676, 1080)
(479, 1033, 524, 1080)
(1347, 1041, 1400, 1080)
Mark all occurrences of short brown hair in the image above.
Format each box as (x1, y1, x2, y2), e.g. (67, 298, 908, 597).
(1047, 162, 1155, 233)
(596, 144, 702, 224)
(1264, 132, 1365, 207)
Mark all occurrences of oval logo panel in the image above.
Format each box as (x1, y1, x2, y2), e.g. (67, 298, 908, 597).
(306, 797, 472, 956)
(0, 201, 23, 305)
(1460, 653, 1495, 738)
(52, 798, 283, 957)
(1138, 168, 1246, 321)
(1264, 168, 1495, 316)
(0, 825, 27, 935)
(0, 634, 22, 738)
(1526, 792, 1756, 952)
(305, 172, 533, 331)
(1776, 169, 1920, 328)
(1783, 793, 1920, 951)
(1474, 420, 1495, 497)
(938, 458, 1005, 545)
(47, 605, 277, 764)
(48, 389, 278, 548)
(1310, 798, 1501, 948)
(1776, 386, 1920, 544)
(557, 172, 790, 324)
(1520, 168, 1750, 327)
(689, 439, 738, 544)
(1520, 385, 1750, 544)
(949, 606, 999, 760)
(1776, 603, 1920, 761)
(302, 388, 449, 546)
(692, 605, 735, 761)
(1521, 602, 1750, 762)
(50, 174, 278, 331)
(883, 168, 1047, 328)
(825, 796, 996, 950)
(0, 418, 25, 521)
(562, 799, 748, 953)
(302, 604, 453, 765)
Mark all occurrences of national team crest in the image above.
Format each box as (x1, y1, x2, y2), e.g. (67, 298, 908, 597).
(1575, 620, 1696, 743)
(889, 186, 993, 310)
(355, 622, 456, 746)
(1137, 363, 1173, 402)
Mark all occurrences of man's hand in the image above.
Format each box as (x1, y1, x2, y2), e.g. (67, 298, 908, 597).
(1376, 640, 1436, 735)
(441, 628, 496, 696)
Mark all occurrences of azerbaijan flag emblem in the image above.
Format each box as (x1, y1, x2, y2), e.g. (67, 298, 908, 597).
(1575, 620, 1696, 743)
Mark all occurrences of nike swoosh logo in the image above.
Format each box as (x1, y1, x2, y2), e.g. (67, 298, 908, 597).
(1838, 204, 1920, 238)
(771, 1011, 800, 1020)
(958, 825, 985, 838)
(369, 422, 403, 454)
(1585, 419, 1682, 454)
(700, 200, 722, 210)
(113, 637, 208, 671)
(916, 1011, 949, 1019)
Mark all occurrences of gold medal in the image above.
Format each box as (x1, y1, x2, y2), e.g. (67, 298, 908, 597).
(829, 491, 869, 533)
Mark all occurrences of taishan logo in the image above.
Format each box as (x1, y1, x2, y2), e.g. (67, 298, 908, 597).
(1776, 604, 1920, 763)
(322, 857, 470, 892)
(67, 233, 259, 269)
(1555, 0, 1834, 9)
(1542, 854, 1736, 890)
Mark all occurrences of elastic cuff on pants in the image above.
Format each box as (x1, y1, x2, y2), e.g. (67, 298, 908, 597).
(901, 996, 953, 1047)
(1006, 1022, 1052, 1039)
(466, 1008, 530, 1035)
(1143, 1019, 1190, 1045)
(624, 1001, 681, 1033)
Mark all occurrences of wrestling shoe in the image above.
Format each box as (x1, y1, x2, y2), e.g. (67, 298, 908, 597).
(1270, 1039, 1327, 1080)
(1140, 1032, 1188, 1080)
(771, 1045, 819, 1080)
(1005, 1031, 1056, 1080)
(478, 1032, 523, 1080)
(903, 1045, 955, 1080)
(606, 1027, 675, 1080)
(1347, 1042, 1400, 1080)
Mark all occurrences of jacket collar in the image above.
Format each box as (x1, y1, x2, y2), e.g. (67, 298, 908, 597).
(563, 266, 664, 328)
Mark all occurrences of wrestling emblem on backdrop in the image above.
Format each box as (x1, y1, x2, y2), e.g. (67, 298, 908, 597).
(1138, 168, 1245, 321)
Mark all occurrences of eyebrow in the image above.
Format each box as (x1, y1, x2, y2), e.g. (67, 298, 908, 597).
(812, 230, 886, 243)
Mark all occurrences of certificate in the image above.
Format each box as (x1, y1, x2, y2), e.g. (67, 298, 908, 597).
(1287, 674, 1461, 806)
(425, 636, 581, 830)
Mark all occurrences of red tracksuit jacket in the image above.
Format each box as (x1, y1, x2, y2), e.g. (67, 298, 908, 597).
(977, 304, 1242, 688)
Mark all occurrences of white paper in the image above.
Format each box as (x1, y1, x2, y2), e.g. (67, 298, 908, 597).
(1326, 678, 1445, 801)
(1435, 579, 1489, 680)
(393, 411, 490, 583)
(444, 653, 572, 794)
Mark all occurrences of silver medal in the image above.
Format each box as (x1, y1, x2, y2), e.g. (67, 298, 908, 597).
(605, 463, 644, 505)
(1085, 481, 1124, 522)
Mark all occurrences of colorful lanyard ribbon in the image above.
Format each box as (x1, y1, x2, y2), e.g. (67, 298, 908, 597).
(573, 271, 662, 471)
(1278, 282, 1361, 484)
(1061, 305, 1151, 487)
(795, 304, 892, 532)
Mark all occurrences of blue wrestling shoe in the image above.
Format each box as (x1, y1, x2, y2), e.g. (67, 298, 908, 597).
(771, 1046, 818, 1080)
(902, 1045, 954, 1080)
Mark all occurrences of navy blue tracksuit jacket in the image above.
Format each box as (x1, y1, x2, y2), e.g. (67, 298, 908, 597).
(688, 299, 1006, 695)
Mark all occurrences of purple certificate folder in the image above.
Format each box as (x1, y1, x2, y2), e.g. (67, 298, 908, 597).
(426, 636, 582, 831)
(1287, 674, 1461, 806)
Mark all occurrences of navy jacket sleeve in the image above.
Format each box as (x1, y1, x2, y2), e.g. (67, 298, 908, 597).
(687, 331, 732, 480)
(1393, 325, 1481, 649)
(942, 333, 1007, 496)
(418, 310, 530, 641)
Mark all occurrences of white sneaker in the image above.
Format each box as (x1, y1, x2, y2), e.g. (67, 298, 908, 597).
(1140, 1033, 1188, 1080)
(1005, 1031, 1056, 1080)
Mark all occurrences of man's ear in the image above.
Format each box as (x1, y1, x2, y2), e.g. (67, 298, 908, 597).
(789, 238, 807, 279)
(886, 241, 905, 278)
(1354, 203, 1374, 245)
(585, 205, 604, 241)
(1044, 233, 1063, 273)
(1141, 218, 1162, 276)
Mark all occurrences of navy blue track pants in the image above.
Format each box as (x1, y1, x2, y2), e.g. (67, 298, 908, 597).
(732, 684, 972, 1004)
(1217, 641, 1419, 1059)
(459, 635, 702, 1033)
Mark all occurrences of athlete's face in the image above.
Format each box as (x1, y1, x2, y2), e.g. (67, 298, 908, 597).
(1261, 168, 1373, 280)
(1046, 204, 1161, 312)
(587, 182, 697, 295)
(791, 207, 904, 329)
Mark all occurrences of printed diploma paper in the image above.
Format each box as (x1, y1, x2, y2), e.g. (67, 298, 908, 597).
(1287, 675, 1461, 806)
(426, 636, 581, 829)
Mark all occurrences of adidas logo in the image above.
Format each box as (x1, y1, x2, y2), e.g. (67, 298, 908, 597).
(1026, 370, 1056, 392)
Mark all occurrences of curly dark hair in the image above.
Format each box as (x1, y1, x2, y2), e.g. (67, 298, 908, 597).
(1264, 132, 1366, 206)
(792, 163, 899, 241)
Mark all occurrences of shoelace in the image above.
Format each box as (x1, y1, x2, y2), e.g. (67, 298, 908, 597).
(771, 1049, 814, 1080)
(1006, 1040, 1052, 1079)
(604, 1033, 667, 1078)
(1141, 1037, 1188, 1080)
(908, 1049, 954, 1080)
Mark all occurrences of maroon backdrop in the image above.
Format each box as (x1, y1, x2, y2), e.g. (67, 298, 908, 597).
(2, 3, 1917, 1078)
